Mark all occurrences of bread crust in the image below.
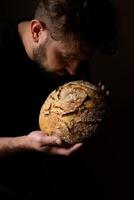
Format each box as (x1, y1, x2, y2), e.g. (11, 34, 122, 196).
(39, 80, 106, 145)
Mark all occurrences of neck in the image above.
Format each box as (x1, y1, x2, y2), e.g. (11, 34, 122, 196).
(18, 21, 33, 60)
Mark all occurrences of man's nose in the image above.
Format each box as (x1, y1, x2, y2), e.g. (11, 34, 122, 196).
(65, 61, 79, 75)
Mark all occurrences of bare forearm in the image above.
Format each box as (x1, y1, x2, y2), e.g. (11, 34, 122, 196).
(0, 136, 29, 157)
(0, 131, 82, 157)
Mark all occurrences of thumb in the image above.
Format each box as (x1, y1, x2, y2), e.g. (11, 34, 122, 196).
(40, 135, 62, 146)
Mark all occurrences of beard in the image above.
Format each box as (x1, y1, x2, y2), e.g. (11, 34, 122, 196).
(32, 42, 48, 71)
(32, 43, 68, 76)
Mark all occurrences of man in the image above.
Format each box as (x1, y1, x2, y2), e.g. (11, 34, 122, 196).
(0, 0, 117, 199)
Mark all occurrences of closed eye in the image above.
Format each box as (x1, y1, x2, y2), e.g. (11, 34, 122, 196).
(62, 54, 81, 61)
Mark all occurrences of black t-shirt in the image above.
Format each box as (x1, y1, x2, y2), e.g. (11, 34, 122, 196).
(0, 21, 91, 198)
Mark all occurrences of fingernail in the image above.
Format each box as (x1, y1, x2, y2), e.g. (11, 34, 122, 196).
(56, 139, 61, 144)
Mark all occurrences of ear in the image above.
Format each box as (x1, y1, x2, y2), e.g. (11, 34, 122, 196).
(30, 20, 46, 43)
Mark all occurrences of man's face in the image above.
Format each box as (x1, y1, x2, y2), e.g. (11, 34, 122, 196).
(33, 36, 95, 75)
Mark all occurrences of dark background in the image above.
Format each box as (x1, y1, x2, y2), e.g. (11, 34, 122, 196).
(0, 0, 130, 199)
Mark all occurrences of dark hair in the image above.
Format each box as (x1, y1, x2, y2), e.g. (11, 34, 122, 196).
(35, 0, 118, 54)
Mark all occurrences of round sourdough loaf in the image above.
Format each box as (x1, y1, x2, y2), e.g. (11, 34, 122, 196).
(39, 80, 106, 145)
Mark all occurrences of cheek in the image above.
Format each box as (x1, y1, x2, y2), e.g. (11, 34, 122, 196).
(46, 53, 66, 71)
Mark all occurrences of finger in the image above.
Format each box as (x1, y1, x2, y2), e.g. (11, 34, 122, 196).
(46, 147, 69, 156)
(39, 146, 51, 152)
(48, 143, 83, 156)
(67, 143, 83, 154)
(40, 135, 61, 146)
